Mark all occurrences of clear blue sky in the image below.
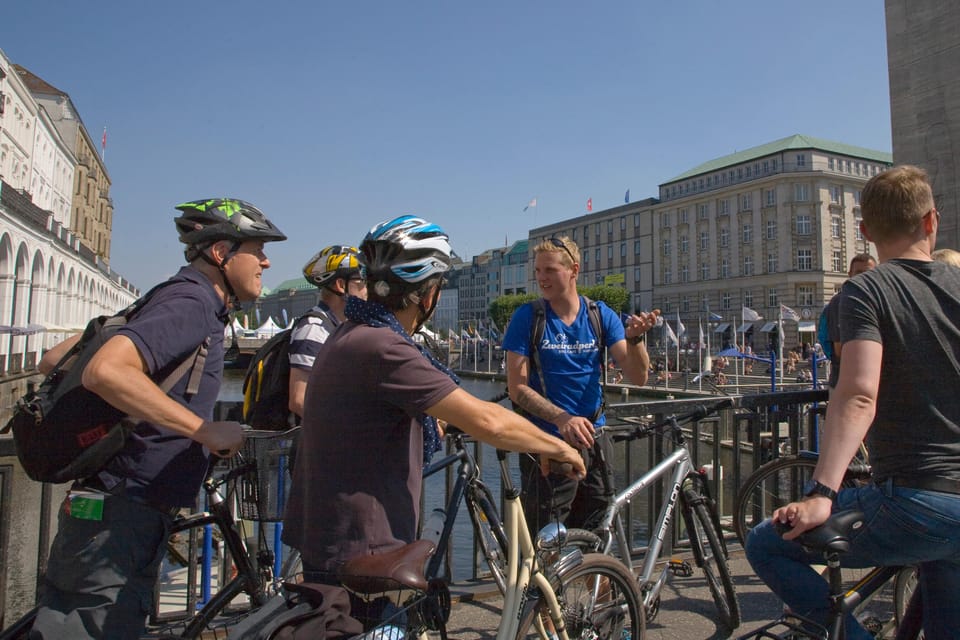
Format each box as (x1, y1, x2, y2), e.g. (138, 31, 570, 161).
(2, 0, 891, 292)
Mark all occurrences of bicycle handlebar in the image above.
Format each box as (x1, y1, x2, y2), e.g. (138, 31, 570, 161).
(610, 398, 734, 443)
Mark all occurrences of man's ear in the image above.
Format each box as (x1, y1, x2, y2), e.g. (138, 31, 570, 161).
(207, 240, 231, 266)
(859, 221, 873, 243)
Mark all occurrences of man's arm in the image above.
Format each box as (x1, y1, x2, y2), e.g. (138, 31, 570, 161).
(608, 339, 649, 386)
(288, 367, 310, 418)
(427, 387, 585, 479)
(778, 338, 880, 539)
(506, 350, 596, 448)
(82, 334, 244, 456)
(39, 334, 82, 374)
(609, 310, 658, 386)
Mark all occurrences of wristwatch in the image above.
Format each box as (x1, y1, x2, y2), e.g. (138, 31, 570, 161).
(627, 334, 645, 345)
(803, 479, 837, 501)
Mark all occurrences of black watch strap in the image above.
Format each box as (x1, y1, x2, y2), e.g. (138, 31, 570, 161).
(627, 334, 645, 345)
(803, 479, 837, 501)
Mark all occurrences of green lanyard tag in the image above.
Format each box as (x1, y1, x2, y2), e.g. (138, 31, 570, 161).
(68, 491, 105, 521)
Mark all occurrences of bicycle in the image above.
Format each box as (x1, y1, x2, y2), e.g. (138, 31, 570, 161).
(733, 447, 919, 634)
(0, 428, 300, 640)
(562, 400, 742, 633)
(738, 510, 923, 640)
(256, 446, 645, 640)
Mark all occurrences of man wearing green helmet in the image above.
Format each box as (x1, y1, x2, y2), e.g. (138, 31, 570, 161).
(30, 198, 285, 640)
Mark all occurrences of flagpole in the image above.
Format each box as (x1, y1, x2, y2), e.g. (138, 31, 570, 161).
(697, 315, 703, 392)
(663, 322, 670, 390)
(778, 308, 784, 388)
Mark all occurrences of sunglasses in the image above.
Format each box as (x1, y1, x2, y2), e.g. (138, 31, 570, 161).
(550, 237, 577, 265)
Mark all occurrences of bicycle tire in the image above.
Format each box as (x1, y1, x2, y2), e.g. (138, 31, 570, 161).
(733, 456, 819, 545)
(682, 492, 741, 632)
(0, 607, 38, 640)
(279, 547, 303, 583)
(562, 528, 604, 558)
(466, 481, 510, 593)
(515, 553, 645, 640)
(894, 565, 924, 639)
(146, 515, 269, 638)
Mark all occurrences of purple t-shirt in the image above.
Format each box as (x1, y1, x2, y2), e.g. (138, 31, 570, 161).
(96, 266, 228, 507)
(282, 322, 458, 571)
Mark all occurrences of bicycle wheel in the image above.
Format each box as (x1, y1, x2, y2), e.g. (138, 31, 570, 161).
(682, 492, 741, 632)
(0, 607, 38, 640)
(147, 516, 270, 638)
(515, 553, 645, 640)
(279, 547, 303, 583)
(894, 565, 924, 639)
(466, 481, 510, 593)
(734, 456, 819, 545)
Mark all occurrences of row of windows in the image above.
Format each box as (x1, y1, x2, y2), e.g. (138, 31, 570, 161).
(660, 156, 789, 200)
(657, 284, 818, 314)
(827, 157, 884, 178)
(660, 249, 818, 283)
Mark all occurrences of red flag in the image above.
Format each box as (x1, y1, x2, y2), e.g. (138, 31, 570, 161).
(587, 198, 592, 212)
(101, 127, 107, 151)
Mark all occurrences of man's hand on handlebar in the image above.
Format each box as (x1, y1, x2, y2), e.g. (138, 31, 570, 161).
(196, 420, 246, 458)
(538, 445, 587, 481)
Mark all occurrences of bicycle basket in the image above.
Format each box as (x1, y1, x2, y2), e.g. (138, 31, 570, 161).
(236, 428, 299, 522)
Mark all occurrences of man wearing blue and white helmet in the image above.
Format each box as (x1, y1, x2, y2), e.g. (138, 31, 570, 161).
(283, 215, 585, 584)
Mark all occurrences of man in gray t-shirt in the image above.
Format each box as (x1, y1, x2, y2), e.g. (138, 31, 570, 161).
(746, 166, 960, 639)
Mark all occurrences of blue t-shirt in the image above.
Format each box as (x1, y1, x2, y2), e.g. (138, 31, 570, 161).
(503, 297, 625, 436)
(97, 266, 229, 508)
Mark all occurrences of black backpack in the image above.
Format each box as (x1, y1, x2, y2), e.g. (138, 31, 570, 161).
(521, 296, 607, 423)
(242, 309, 325, 429)
(1, 281, 208, 484)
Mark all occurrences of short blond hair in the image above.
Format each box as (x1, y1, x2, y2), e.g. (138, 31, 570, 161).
(534, 236, 580, 268)
(861, 165, 934, 243)
(933, 248, 960, 267)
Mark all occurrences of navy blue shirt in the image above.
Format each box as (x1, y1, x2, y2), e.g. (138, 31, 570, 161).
(96, 266, 229, 507)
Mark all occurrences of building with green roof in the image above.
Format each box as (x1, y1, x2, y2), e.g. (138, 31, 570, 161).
(530, 133, 891, 354)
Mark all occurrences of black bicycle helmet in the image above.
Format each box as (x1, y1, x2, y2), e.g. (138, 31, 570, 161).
(361, 215, 452, 295)
(175, 198, 286, 246)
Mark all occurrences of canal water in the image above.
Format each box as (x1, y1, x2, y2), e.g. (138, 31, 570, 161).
(221, 370, 720, 582)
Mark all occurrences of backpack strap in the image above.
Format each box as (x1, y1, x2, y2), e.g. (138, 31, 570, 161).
(583, 296, 607, 423)
(527, 299, 549, 401)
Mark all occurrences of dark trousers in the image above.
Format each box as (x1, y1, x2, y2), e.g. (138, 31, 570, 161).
(519, 430, 615, 536)
(31, 492, 172, 640)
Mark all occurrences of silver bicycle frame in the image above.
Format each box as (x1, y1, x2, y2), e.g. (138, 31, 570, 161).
(595, 444, 694, 596)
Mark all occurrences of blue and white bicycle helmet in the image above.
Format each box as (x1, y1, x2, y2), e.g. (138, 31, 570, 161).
(361, 215, 452, 294)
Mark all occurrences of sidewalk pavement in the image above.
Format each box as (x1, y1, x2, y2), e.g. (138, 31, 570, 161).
(442, 547, 896, 640)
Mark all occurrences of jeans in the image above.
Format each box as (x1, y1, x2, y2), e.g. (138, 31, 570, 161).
(745, 481, 960, 640)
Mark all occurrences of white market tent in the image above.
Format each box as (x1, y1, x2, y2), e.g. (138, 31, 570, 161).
(255, 317, 284, 339)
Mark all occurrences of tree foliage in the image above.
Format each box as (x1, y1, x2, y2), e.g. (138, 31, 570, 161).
(489, 293, 538, 330)
(488, 285, 630, 332)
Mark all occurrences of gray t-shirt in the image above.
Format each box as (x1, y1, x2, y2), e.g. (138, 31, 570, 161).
(282, 321, 458, 572)
(838, 258, 960, 481)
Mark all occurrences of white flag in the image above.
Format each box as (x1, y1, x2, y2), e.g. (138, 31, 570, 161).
(664, 321, 679, 346)
(780, 303, 800, 322)
(742, 306, 762, 321)
(698, 321, 705, 348)
(676, 310, 686, 338)
(522, 197, 537, 212)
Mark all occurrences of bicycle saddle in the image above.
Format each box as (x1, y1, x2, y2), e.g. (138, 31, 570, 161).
(338, 539, 436, 593)
(793, 509, 865, 553)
